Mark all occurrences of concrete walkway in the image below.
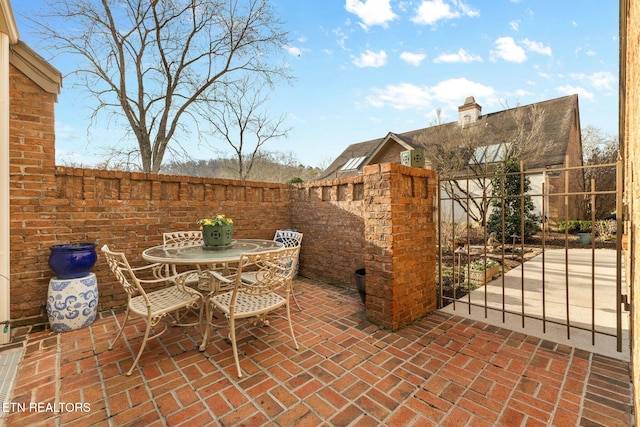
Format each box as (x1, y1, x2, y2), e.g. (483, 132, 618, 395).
(440, 249, 630, 362)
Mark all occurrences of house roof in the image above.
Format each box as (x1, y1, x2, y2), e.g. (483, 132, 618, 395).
(320, 94, 580, 180)
(0, 0, 19, 43)
(9, 40, 62, 100)
(2, 1, 62, 100)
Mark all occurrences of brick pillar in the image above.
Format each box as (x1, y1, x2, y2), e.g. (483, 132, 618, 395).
(362, 163, 437, 330)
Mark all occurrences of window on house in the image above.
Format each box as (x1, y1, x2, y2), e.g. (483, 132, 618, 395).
(340, 156, 366, 171)
(470, 143, 511, 164)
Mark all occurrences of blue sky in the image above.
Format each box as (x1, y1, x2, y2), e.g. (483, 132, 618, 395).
(11, 1, 618, 169)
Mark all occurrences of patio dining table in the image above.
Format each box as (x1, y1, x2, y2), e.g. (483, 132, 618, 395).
(142, 238, 284, 265)
(142, 238, 285, 350)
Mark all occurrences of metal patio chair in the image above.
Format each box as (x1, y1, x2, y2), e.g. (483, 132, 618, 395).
(208, 246, 301, 378)
(101, 244, 206, 376)
(241, 229, 303, 310)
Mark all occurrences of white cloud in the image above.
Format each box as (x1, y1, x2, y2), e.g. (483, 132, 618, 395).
(513, 89, 534, 97)
(400, 51, 427, 65)
(333, 28, 349, 51)
(556, 85, 594, 100)
(433, 48, 482, 63)
(490, 37, 527, 63)
(365, 78, 494, 110)
(430, 78, 494, 103)
(522, 38, 552, 56)
(345, 0, 397, 28)
(286, 46, 303, 57)
(411, 0, 479, 26)
(353, 50, 388, 67)
(366, 83, 432, 109)
(570, 71, 616, 92)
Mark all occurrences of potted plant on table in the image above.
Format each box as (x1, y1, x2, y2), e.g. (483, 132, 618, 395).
(198, 215, 234, 248)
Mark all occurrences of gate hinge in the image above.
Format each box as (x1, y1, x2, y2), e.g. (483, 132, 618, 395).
(622, 294, 631, 312)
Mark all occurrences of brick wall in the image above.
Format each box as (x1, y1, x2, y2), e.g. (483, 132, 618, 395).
(623, 1, 640, 423)
(9, 62, 438, 332)
(292, 163, 438, 330)
(11, 166, 293, 325)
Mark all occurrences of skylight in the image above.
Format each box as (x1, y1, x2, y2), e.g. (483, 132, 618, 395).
(470, 143, 511, 164)
(340, 156, 366, 171)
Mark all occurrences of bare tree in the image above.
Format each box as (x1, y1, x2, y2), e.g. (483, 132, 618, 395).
(582, 125, 619, 219)
(419, 103, 547, 227)
(202, 77, 290, 179)
(34, 0, 291, 173)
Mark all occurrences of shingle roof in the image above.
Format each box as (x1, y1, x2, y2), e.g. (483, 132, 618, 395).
(320, 94, 580, 179)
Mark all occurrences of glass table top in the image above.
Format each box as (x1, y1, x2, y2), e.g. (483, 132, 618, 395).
(142, 239, 284, 264)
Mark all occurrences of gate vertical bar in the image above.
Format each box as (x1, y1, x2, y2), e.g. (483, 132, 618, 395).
(541, 182, 547, 333)
(616, 156, 623, 352)
(520, 161, 526, 328)
(437, 178, 442, 309)
(564, 157, 571, 339)
(590, 178, 596, 345)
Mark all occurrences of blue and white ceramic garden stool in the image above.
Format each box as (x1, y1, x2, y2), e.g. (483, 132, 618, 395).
(46, 273, 98, 332)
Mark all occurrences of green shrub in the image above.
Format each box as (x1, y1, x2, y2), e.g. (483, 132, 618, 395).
(557, 220, 592, 234)
(486, 158, 540, 241)
(578, 220, 592, 233)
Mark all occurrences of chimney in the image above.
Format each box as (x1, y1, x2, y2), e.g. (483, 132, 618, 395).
(458, 96, 482, 127)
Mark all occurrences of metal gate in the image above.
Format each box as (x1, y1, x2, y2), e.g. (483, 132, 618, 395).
(436, 158, 627, 356)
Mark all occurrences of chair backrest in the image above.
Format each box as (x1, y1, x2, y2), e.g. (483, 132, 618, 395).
(101, 245, 149, 303)
(163, 231, 203, 248)
(273, 229, 303, 248)
(232, 246, 301, 299)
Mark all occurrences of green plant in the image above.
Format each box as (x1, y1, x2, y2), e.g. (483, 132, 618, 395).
(197, 215, 233, 227)
(557, 220, 593, 234)
(469, 259, 497, 271)
(595, 219, 616, 240)
(486, 158, 540, 240)
(578, 220, 592, 233)
(557, 220, 580, 234)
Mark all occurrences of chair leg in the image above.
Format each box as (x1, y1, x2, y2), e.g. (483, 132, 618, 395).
(199, 301, 211, 352)
(229, 317, 243, 378)
(291, 287, 302, 312)
(126, 320, 153, 376)
(285, 302, 299, 350)
(109, 309, 131, 351)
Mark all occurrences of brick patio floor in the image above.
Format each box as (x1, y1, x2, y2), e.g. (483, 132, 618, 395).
(1, 278, 633, 426)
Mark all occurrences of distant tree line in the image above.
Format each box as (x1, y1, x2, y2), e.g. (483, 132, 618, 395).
(160, 150, 323, 183)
